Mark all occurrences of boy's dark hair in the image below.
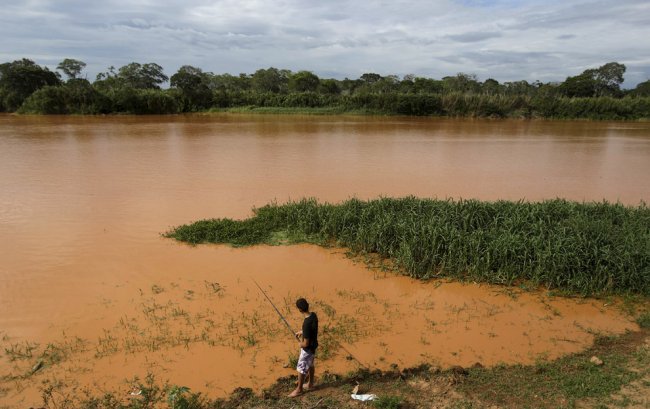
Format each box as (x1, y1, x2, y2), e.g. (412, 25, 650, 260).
(296, 298, 309, 312)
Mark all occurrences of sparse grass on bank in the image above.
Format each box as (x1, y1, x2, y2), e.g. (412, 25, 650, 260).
(165, 197, 650, 296)
(33, 325, 650, 408)
(205, 105, 404, 116)
(457, 331, 650, 408)
(206, 106, 354, 115)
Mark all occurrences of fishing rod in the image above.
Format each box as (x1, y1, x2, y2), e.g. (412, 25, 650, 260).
(251, 278, 368, 369)
(251, 278, 299, 341)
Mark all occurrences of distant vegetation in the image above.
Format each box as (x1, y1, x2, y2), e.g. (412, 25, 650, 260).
(166, 197, 650, 296)
(1, 58, 649, 119)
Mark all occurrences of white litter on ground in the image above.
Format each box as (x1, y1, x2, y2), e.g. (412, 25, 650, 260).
(351, 394, 377, 401)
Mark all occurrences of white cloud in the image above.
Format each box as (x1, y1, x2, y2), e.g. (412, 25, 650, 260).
(1, 0, 648, 86)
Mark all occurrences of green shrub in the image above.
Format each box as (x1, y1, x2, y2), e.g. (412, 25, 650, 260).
(373, 395, 404, 409)
(637, 312, 650, 328)
(167, 385, 205, 409)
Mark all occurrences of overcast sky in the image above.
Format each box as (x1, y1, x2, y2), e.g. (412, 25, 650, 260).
(2, 0, 649, 87)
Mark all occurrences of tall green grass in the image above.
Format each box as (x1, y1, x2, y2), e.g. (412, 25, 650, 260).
(166, 198, 650, 295)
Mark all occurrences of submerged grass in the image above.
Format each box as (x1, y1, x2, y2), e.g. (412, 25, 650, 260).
(165, 197, 650, 296)
(30, 326, 650, 408)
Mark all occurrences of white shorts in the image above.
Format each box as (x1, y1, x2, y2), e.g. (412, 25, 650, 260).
(296, 348, 315, 375)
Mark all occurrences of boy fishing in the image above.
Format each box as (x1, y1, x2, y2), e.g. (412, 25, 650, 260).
(289, 298, 318, 397)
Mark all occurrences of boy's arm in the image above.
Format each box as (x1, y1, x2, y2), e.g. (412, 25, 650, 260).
(294, 330, 309, 348)
(299, 337, 309, 349)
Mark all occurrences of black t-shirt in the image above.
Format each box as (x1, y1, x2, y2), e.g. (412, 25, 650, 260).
(302, 312, 318, 353)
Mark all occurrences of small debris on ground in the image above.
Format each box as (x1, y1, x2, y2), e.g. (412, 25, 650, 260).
(351, 393, 377, 401)
(590, 356, 603, 366)
(351, 381, 376, 401)
(30, 359, 44, 375)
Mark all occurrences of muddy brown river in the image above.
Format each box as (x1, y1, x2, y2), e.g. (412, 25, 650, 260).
(1, 114, 649, 406)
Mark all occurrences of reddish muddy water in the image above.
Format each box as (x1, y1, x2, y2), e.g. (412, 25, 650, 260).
(0, 114, 648, 407)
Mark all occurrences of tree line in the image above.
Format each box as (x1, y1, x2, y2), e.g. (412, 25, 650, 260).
(1, 58, 649, 119)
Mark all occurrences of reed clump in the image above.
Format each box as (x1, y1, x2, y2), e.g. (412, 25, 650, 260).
(165, 198, 650, 296)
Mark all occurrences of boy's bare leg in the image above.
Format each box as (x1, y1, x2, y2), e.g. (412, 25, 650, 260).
(288, 373, 306, 397)
(306, 366, 315, 389)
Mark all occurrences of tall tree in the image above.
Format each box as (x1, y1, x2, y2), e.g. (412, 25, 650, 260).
(360, 73, 382, 84)
(0, 58, 60, 111)
(317, 79, 341, 94)
(57, 58, 87, 80)
(442, 73, 480, 93)
(356, 73, 383, 94)
(559, 72, 597, 97)
(251, 68, 289, 93)
(560, 62, 626, 97)
(482, 78, 501, 95)
(210, 73, 251, 92)
(288, 71, 320, 92)
(593, 62, 626, 96)
(412, 77, 443, 94)
(170, 65, 213, 110)
(503, 80, 536, 96)
(117, 62, 168, 89)
(373, 75, 400, 93)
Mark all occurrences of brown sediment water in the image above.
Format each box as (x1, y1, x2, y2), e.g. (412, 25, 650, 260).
(0, 114, 648, 407)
